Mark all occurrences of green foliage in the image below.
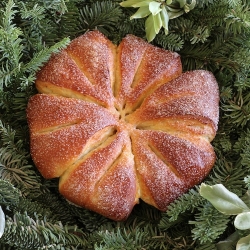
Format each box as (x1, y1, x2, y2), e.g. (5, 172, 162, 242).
(94, 226, 149, 250)
(78, 1, 123, 37)
(222, 90, 250, 127)
(0, 123, 41, 197)
(165, 187, 203, 222)
(206, 158, 245, 195)
(190, 203, 231, 244)
(120, 0, 196, 42)
(200, 183, 250, 249)
(0, 180, 20, 207)
(234, 129, 250, 168)
(154, 32, 184, 51)
(0, 0, 249, 249)
(1, 212, 86, 249)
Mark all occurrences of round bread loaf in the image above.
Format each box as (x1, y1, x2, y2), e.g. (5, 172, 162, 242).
(26, 30, 219, 221)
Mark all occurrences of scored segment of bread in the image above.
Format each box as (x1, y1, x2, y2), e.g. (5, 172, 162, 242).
(26, 30, 219, 221)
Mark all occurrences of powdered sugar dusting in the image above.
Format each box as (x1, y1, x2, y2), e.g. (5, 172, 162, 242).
(36, 50, 113, 107)
(131, 130, 215, 209)
(115, 35, 148, 109)
(128, 70, 219, 133)
(27, 31, 219, 220)
(124, 44, 182, 110)
(65, 31, 115, 107)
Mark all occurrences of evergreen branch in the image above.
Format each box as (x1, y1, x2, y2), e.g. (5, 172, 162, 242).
(37, 192, 79, 225)
(78, 1, 123, 36)
(195, 0, 241, 8)
(0, 243, 14, 250)
(0, 179, 20, 208)
(195, 0, 220, 8)
(206, 158, 245, 196)
(39, 0, 68, 15)
(14, 198, 60, 223)
(212, 132, 232, 155)
(0, 62, 20, 89)
(69, 205, 110, 232)
(194, 242, 218, 250)
(57, 1, 80, 39)
(0, 0, 24, 86)
(189, 203, 231, 244)
(0, 121, 41, 197)
(234, 68, 250, 90)
(0, 180, 64, 226)
(1, 91, 33, 126)
(94, 226, 149, 250)
(244, 175, 250, 190)
(0, 147, 41, 197)
(22, 37, 70, 76)
(15, 0, 68, 18)
(189, 3, 231, 29)
(154, 32, 184, 51)
(224, 3, 250, 34)
(234, 129, 250, 168)
(94, 222, 196, 250)
(127, 201, 162, 227)
(221, 90, 250, 127)
(1, 212, 87, 249)
(166, 187, 203, 222)
(19, 2, 46, 22)
(0, 120, 28, 157)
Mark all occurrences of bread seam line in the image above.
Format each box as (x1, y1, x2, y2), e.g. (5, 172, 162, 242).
(36, 81, 107, 108)
(66, 51, 96, 87)
(147, 143, 181, 178)
(59, 127, 118, 178)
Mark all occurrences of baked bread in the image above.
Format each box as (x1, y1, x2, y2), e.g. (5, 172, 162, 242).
(26, 30, 219, 221)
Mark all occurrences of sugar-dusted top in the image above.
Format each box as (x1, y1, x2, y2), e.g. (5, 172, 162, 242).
(27, 30, 220, 221)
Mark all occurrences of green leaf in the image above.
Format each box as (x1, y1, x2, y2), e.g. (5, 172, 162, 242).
(177, 0, 187, 8)
(120, 0, 148, 7)
(145, 14, 156, 42)
(235, 212, 250, 230)
(168, 9, 184, 19)
(236, 235, 250, 250)
(130, 0, 152, 8)
(216, 231, 241, 250)
(130, 6, 150, 19)
(184, 0, 196, 12)
(200, 183, 250, 215)
(149, 1, 162, 15)
(160, 6, 169, 34)
(153, 12, 162, 34)
(0, 206, 5, 238)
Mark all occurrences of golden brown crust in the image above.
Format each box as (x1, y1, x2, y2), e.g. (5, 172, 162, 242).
(131, 130, 215, 210)
(115, 34, 182, 115)
(27, 30, 220, 221)
(59, 131, 139, 221)
(36, 31, 117, 111)
(127, 70, 220, 141)
(27, 94, 118, 178)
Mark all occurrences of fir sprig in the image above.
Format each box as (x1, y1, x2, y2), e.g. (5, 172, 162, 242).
(165, 187, 203, 222)
(0, 180, 20, 208)
(1, 212, 86, 249)
(78, 1, 123, 37)
(0, 0, 23, 88)
(189, 203, 231, 244)
(0, 0, 250, 249)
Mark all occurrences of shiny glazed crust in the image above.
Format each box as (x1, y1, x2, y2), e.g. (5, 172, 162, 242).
(26, 30, 219, 221)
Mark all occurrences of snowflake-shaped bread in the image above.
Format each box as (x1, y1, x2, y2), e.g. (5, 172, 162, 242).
(27, 31, 219, 221)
